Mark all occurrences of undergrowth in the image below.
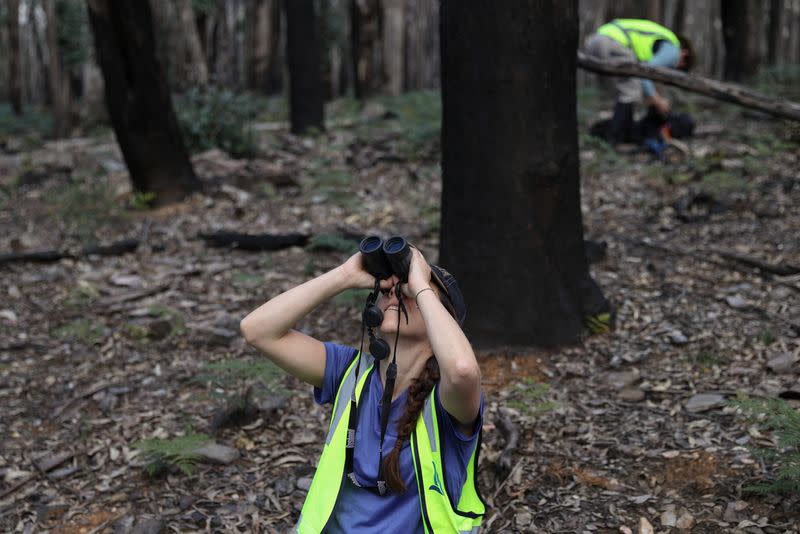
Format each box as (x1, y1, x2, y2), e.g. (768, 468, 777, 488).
(733, 395, 800, 494)
(133, 433, 211, 477)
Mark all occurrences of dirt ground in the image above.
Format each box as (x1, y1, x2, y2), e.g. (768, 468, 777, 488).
(1, 91, 799, 533)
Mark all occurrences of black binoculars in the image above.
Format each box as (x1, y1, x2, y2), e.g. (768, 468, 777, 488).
(359, 235, 412, 283)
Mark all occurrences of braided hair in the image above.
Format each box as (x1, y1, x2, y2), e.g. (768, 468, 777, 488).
(382, 355, 440, 493)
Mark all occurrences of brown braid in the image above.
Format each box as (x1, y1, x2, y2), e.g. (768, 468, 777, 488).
(382, 355, 440, 493)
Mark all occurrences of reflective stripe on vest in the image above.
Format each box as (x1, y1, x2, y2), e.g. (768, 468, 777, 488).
(295, 351, 486, 533)
(596, 19, 680, 62)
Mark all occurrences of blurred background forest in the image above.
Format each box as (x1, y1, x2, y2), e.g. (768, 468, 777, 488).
(3, 0, 800, 136)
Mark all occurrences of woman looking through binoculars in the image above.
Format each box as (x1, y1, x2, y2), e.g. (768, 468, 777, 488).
(240, 239, 485, 533)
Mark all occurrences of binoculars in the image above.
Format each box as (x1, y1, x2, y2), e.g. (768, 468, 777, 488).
(359, 235, 412, 283)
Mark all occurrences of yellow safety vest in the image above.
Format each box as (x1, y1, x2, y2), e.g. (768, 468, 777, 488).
(294, 351, 486, 533)
(597, 19, 680, 62)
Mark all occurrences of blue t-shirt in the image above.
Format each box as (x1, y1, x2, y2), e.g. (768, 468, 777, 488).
(313, 342, 483, 534)
(641, 41, 681, 97)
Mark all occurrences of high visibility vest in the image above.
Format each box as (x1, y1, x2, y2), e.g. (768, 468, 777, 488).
(597, 19, 680, 62)
(294, 351, 486, 533)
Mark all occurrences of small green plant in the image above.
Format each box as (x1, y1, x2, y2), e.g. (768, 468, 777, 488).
(133, 433, 212, 477)
(63, 280, 101, 309)
(130, 191, 156, 210)
(701, 170, 750, 195)
(694, 351, 722, 371)
(732, 395, 800, 494)
(230, 271, 263, 289)
(260, 182, 277, 199)
(55, 318, 104, 345)
(585, 312, 612, 335)
(175, 87, 258, 157)
(760, 328, 777, 346)
(306, 233, 359, 253)
(506, 378, 558, 415)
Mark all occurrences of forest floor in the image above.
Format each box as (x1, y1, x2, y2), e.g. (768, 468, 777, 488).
(1, 88, 799, 534)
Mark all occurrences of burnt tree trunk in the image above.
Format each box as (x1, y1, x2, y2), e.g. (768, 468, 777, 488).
(439, 0, 609, 347)
(767, 0, 782, 65)
(176, 0, 208, 86)
(45, 0, 70, 137)
(721, 0, 759, 81)
(8, 0, 22, 115)
(284, 0, 324, 134)
(349, 0, 363, 98)
(86, 0, 199, 204)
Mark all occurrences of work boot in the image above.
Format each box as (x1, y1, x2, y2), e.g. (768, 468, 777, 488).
(607, 102, 634, 145)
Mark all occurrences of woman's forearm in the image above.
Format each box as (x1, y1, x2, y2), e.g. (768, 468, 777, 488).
(416, 289, 481, 424)
(240, 265, 353, 346)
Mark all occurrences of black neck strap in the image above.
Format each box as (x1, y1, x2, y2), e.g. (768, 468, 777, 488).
(349, 282, 407, 495)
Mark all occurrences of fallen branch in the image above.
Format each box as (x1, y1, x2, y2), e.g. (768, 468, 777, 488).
(198, 231, 309, 251)
(0, 239, 139, 266)
(713, 250, 800, 277)
(577, 52, 800, 122)
(495, 412, 519, 475)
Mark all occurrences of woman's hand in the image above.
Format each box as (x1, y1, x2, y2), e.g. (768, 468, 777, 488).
(339, 252, 377, 289)
(404, 247, 432, 298)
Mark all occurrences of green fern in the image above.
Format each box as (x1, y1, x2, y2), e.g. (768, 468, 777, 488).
(732, 396, 800, 494)
(133, 433, 211, 476)
(585, 312, 612, 334)
(306, 233, 359, 253)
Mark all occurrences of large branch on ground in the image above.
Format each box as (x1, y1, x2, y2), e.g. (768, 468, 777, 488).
(577, 52, 800, 122)
(198, 232, 309, 251)
(0, 239, 139, 266)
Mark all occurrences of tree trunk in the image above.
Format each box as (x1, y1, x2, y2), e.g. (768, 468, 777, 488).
(404, 0, 440, 90)
(721, 0, 759, 81)
(45, 0, 70, 137)
(671, 0, 685, 35)
(7, 0, 23, 115)
(349, 0, 363, 98)
(284, 0, 324, 134)
(85, 0, 199, 205)
(440, 0, 609, 348)
(176, 0, 208, 86)
(382, 0, 404, 95)
(350, 0, 382, 98)
(767, 0, 782, 65)
(246, 0, 276, 92)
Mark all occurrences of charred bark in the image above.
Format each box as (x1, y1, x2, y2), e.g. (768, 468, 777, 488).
(7, 0, 22, 115)
(284, 0, 324, 134)
(440, 0, 609, 347)
(85, 0, 199, 205)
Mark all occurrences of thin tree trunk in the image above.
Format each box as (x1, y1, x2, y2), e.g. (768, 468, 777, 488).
(176, 0, 208, 86)
(284, 0, 324, 134)
(721, 0, 759, 81)
(349, 0, 362, 98)
(671, 0, 685, 35)
(45, 0, 70, 137)
(246, 0, 271, 91)
(403, 0, 439, 90)
(8, 0, 23, 115)
(382, 0, 404, 95)
(86, 0, 199, 205)
(767, 0, 782, 64)
(440, 0, 609, 347)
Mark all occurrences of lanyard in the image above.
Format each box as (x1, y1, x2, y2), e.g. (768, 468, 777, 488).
(348, 283, 406, 495)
